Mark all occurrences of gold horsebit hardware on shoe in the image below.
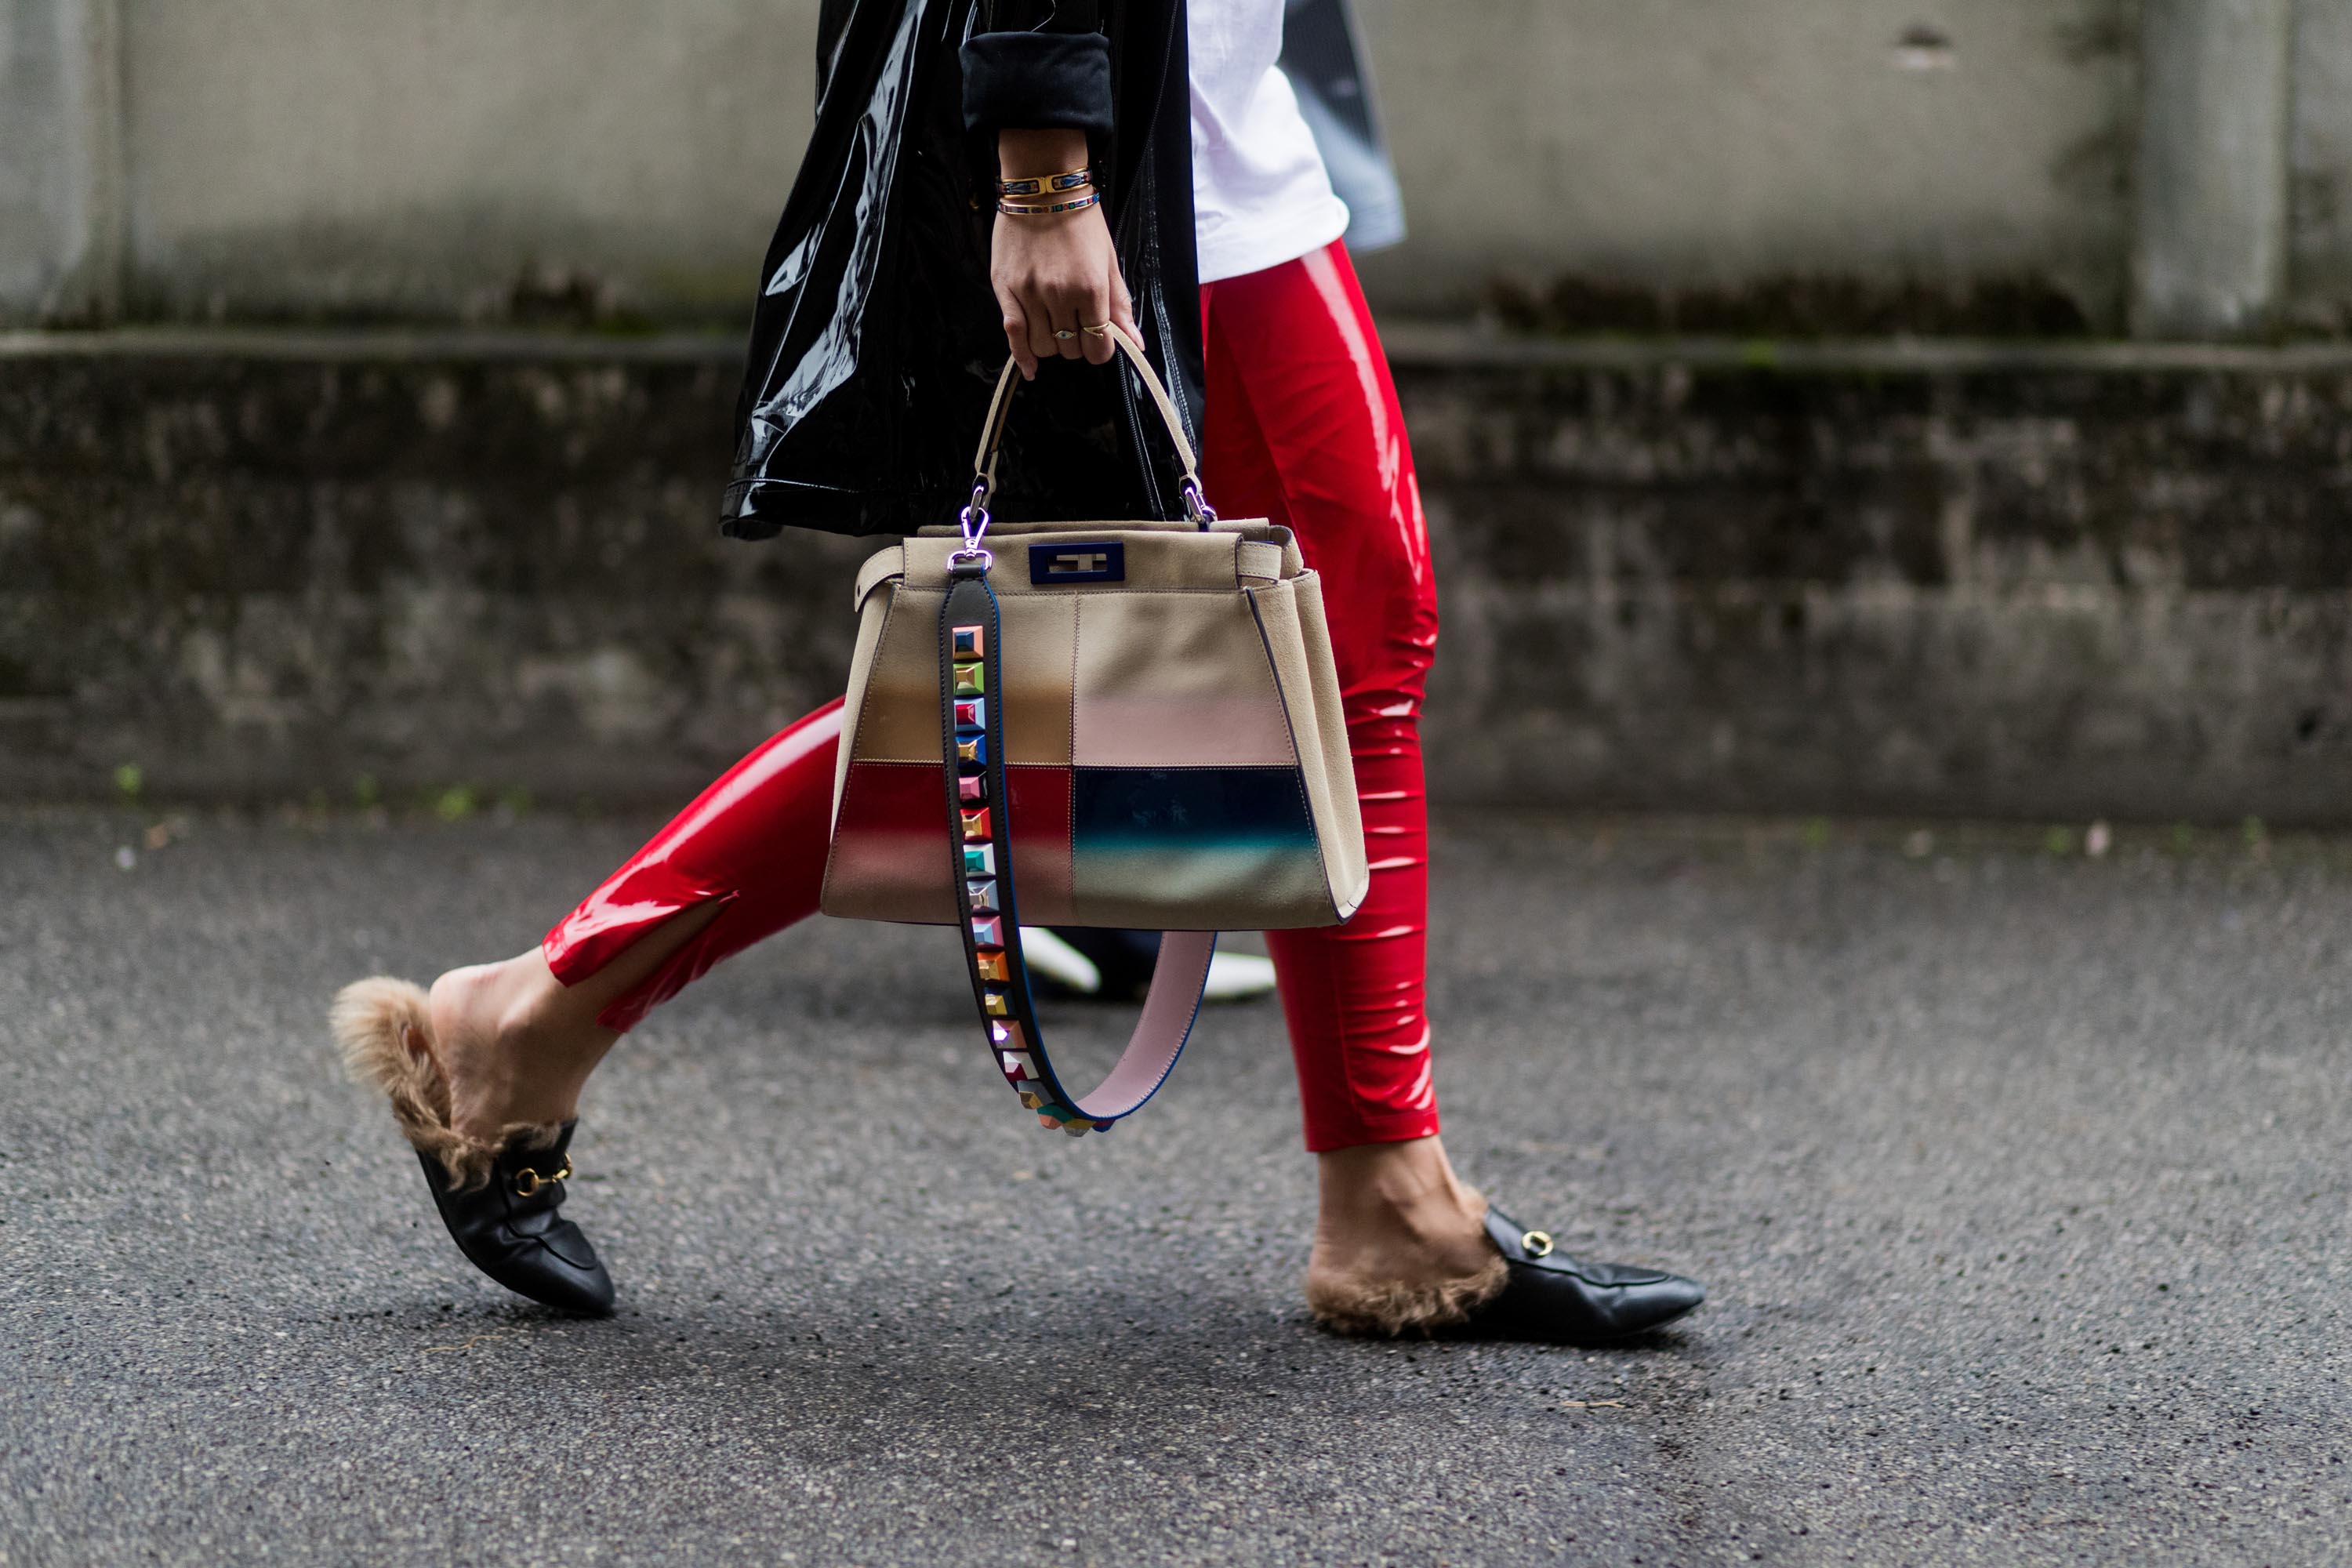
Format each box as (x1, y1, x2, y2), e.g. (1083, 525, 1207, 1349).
(511, 1160, 572, 1198)
(1521, 1230, 1555, 1258)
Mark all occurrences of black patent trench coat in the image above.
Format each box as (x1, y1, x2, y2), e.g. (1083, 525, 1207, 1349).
(718, 0, 1402, 541)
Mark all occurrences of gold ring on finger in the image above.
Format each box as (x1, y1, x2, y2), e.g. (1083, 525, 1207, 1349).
(1079, 322, 1109, 337)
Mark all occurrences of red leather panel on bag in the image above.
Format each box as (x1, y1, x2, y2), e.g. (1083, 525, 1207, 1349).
(829, 760, 1073, 925)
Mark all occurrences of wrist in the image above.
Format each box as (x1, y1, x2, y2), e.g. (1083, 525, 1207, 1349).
(998, 128, 1090, 180)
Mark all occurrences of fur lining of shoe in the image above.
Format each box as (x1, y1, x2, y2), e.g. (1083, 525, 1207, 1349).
(331, 976, 562, 1192)
(1304, 1253, 1509, 1338)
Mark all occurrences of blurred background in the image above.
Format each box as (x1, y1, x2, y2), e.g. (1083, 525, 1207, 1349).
(5, 0, 2350, 824)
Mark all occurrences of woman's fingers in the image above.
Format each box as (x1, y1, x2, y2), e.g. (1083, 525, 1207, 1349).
(1078, 281, 1116, 365)
(1025, 289, 1064, 368)
(1044, 287, 1088, 361)
(1109, 263, 1137, 335)
(994, 281, 1038, 380)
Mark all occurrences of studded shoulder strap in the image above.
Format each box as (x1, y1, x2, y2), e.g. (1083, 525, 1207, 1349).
(937, 558, 1216, 1136)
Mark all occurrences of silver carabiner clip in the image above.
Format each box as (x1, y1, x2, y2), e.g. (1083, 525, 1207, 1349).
(950, 478, 994, 569)
(1180, 477, 1219, 528)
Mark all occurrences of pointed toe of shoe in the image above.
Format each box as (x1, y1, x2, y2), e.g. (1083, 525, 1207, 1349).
(415, 1125, 618, 1318)
(1606, 1268, 1705, 1337)
(478, 1223, 616, 1318)
(1661, 1272, 1707, 1317)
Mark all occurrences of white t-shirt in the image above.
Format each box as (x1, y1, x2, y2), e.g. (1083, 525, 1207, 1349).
(1189, 0, 1351, 283)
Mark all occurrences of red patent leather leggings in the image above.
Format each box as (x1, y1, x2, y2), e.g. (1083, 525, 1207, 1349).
(544, 241, 1440, 1152)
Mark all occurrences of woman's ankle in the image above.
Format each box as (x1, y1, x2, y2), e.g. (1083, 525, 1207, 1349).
(1311, 1136, 1495, 1281)
(1306, 1137, 1504, 1334)
(428, 953, 613, 1142)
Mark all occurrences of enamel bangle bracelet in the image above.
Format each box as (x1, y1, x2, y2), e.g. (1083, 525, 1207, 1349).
(996, 191, 1102, 216)
(998, 166, 1093, 199)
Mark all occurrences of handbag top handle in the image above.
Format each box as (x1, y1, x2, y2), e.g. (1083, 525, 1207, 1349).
(962, 323, 1214, 550)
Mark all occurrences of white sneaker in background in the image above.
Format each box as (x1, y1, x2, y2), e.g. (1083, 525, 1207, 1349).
(1202, 949, 1278, 1003)
(1017, 928, 1277, 1003)
(1016, 927, 1102, 996)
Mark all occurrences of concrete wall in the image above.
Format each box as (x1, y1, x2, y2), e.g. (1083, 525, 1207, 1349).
(0, 0, 121, 322)
(117, 0, 817, 324)
(7, 331, 2351, 823)
(1352, 0, 2139, 330)
(2132, 0, 2294, 338)
(2293, 0, 2352, 330)
(8, 0, 2352, 336)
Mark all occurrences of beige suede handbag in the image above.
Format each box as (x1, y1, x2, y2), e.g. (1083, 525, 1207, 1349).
(820, 325, 1368, 1136)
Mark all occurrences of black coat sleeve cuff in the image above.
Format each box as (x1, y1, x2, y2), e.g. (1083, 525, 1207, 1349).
(960, 31, 1113, 134)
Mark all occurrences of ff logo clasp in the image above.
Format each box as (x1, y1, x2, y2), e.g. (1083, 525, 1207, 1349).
(1029, 541, 1126, 585)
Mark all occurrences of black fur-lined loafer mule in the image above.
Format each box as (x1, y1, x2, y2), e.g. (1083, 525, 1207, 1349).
(1462, 1207, 1704, 1344)
(335, 977, 616, 1317)
(417, 1120, 615, 1317)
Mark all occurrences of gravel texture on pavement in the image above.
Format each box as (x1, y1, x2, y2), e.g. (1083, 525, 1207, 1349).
(2, 808, 2347, 1566)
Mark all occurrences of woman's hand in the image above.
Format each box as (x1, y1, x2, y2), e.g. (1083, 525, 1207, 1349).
(992, 129, 1137, 379)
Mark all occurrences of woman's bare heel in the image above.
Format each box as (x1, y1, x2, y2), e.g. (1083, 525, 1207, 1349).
(331, 976, 540, 1190)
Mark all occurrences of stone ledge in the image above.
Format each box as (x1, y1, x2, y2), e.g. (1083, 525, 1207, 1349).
(5, 330, 2350, 821)
(0, 328, 746, 364)
(22, 324, 2352, 374)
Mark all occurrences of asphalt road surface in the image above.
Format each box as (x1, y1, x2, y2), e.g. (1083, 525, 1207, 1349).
(3, 807, 2347, 1566)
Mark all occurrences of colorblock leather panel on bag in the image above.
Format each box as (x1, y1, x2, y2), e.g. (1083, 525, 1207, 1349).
(1069, 765, 1330, 929)
(824, 760, 1073, 924)
(848, 589, 1079, 767)
(1069, 765, 1316, 848)
(1069, 593, 1299, 768)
